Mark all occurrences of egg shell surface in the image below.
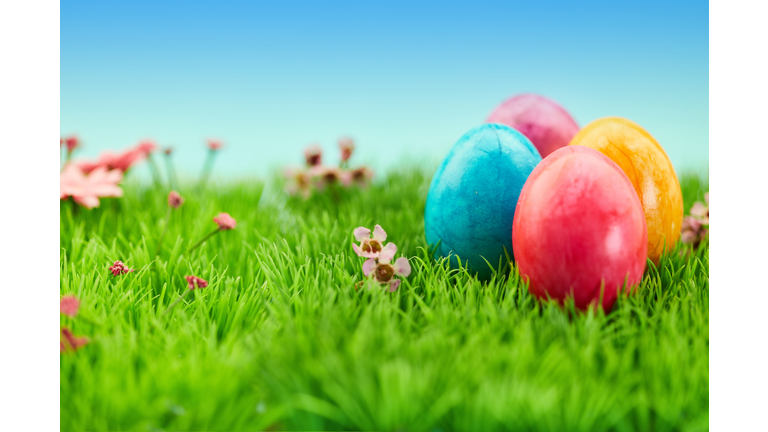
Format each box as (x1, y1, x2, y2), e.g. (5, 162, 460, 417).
(486, 93, 579, 158)
(569, 117, 683, 263)
(425, 123, 541, 279)
(512, 146, 647, 311)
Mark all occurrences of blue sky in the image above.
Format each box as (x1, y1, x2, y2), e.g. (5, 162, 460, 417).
(61, 0, 708, 178)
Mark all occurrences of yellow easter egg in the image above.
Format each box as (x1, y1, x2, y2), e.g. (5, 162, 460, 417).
(569, 117, 683, 263)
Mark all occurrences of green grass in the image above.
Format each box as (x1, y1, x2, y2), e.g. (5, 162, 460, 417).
(60, 166, 709, 432)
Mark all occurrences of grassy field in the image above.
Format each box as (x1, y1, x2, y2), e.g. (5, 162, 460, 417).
(60, 166, 709, 432)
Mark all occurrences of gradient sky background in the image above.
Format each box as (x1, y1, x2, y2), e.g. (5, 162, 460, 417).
(61, 0, 708, 179)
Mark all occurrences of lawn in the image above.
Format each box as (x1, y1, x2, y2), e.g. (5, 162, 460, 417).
(60, 165, 709, 432)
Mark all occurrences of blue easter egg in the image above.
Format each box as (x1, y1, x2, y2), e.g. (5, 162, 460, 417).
(424, 123, 542, 279)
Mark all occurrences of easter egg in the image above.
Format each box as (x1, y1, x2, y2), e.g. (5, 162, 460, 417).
(425, 123, 542, 279)
(569, 117, 683, 263)
(486, 93, 579, 158)
(512, 146, 647, 310)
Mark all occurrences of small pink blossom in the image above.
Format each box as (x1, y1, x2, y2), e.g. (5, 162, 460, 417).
(317, 166, 342, 187)
(63, 135, 79, 153)
(681, 193, 709, 248)
(352, 225, 388, 258)
(304, 144, 322, 167)
(60, 164, 124, 209)
(350, 166, 373, 186)
(60, 295, 80, 318)
(207, 139, 224, 151)
(213, 212, 237, 230)
(285, 167, 312, 198)
(361, 243, 412, 292)
(338, 137, 355, 162)
(690, 201, 709, 224)
(60, 327, 89, 353)
(339, 170, 353, 187)
(185, 275, 208, 289)
(109, 261, 135, 276)
(168, 190, 184, 208)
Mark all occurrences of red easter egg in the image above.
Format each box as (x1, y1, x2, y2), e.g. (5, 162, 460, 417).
(512, 146, 647, 310)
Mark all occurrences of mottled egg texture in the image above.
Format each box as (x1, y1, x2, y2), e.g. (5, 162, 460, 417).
(425, 124, 541, 279)
(569, 117, 683, 263)
(512, 146, 647, 311)
(486, 93, 579, 158)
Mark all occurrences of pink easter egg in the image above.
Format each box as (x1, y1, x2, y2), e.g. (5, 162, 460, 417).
(512, 146, 647, 311)
(486, 93, 579, 158)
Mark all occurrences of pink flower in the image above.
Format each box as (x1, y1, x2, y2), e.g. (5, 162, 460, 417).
(285, 167, 312, 198)
(690, 198, 709, 225)
(185, 275, 208, 289)
(63, 135, 79, 153)
(338, 137, 355, 162)
(213, 212, 237, 230)
(681, 192, 709, 248)
(60, 295, 80, 318)
(71, 158, 102, 174)
(168, 190, 184, 208)
(362, 243, 412, 292)
(136, 140, 158, 155)
(108, 261, 135, 276)
(339, 170, 353, 187)
(207, 139, 223, 151)
(73, 146, 147, 174)
(352, 225, 388, 258)
(114, 147, 149, 171)
(60, 164, 123, 209)
(350, 166, 373, 186)
(314, 166, 344, 188)
(681, 214, 708, 247)
(60, 327, 89, 353)
(304, 144, 322, 167)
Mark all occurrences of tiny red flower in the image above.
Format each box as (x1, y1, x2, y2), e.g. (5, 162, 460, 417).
(213, 212, 237, 230)
(168, 191, 184, 208)
(185, 275, 209, 289)
(338, 137, 355, 162)
(64, 135, 80, 153)
(109, 261, 135, 276)
(60, 327, 89, 353)
(207, 139, 223, 151)
(60, 295, 80, 318)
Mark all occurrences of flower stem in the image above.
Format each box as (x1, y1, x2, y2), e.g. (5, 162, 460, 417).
(162, 288, 193, 317)
(147, 154, 163, 189)
(188, 228, 220, 253)
(197, 150, 217, 190)
(154, 207, 173, 258)
(164, 152, 179, 190)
